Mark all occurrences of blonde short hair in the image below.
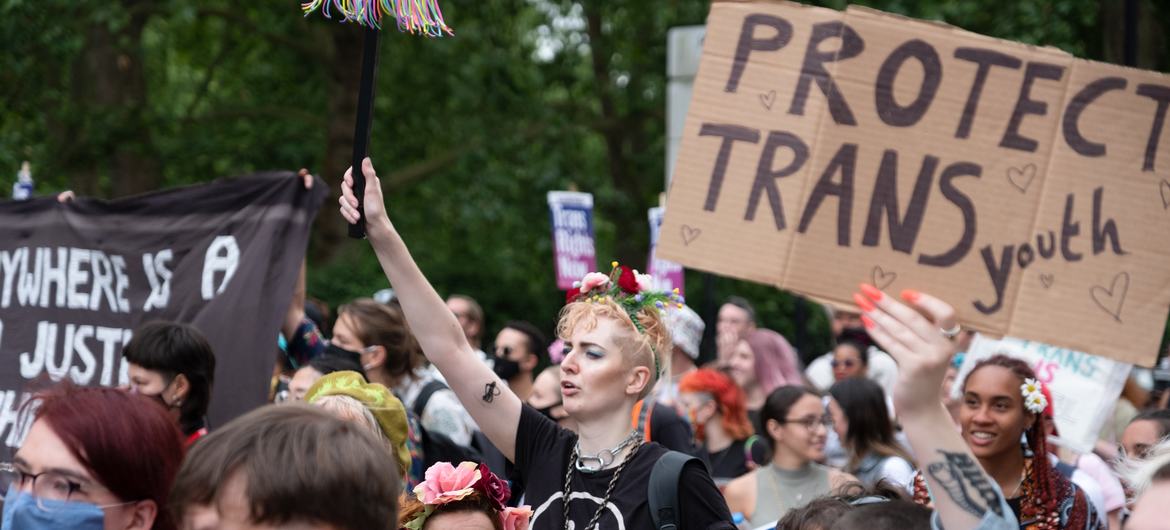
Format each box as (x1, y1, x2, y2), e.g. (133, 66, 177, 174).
(556, 297, 671, 399)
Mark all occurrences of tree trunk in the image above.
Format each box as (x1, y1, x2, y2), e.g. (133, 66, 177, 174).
(311, 24, 364, 260)
(66, 0, 159, 198)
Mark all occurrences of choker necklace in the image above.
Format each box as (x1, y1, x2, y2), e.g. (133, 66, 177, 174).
(573, 430, 640, 473)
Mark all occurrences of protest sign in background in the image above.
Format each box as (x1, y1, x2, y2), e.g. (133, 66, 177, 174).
(648, 206, 685, 294)
(0, 173, 326, 455)
(659, 1, 1170, 366)
(955, 334, 1131, 455)
(548, 191, 597, 290)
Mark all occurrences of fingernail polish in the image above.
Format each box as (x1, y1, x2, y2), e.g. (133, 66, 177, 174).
(861, 315, 876, 329)
(860, 283, 884, 301)
(901, 289, 921, 303)
(852, 292, 875, 313)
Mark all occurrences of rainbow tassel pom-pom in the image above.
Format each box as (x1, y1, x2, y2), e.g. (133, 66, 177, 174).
(302, 0, 454, 35)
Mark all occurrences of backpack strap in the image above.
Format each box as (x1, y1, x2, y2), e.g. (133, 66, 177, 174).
(413, 380, 450, 418)
(648, 450, 699, 530)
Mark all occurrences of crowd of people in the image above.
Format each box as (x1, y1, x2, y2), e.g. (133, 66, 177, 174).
(4, 159, 1170, 530)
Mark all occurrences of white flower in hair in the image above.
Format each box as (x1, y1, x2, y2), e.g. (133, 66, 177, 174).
(1020, 378, 1047, 413)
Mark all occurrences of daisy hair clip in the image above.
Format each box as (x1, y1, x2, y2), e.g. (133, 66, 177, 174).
(1020, 378, 1048, 414)
(403, 461, 532, 530)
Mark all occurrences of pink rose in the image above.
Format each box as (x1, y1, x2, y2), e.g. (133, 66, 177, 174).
(500, 505, 533, 530)
(579, 272, 610, 292)
(412, 461, 482, 505)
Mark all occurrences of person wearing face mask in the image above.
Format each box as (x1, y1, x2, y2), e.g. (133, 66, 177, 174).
(492, 321, 547, 401)
(123, 321, 216, 446)
(1, 384, 184, 530)
(330, 298, 478, 449)
(723, 386, 856, 528)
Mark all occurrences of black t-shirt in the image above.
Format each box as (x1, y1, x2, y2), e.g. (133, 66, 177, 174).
(515, 405, 736, 530)
(707, 438, 768, 485)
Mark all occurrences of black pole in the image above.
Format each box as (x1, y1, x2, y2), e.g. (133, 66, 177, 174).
(1124, 0, 1138, 67)
(348, 27, 382, 239)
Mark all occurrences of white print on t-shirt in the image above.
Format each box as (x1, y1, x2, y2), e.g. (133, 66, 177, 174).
(531, 491, 626, 530)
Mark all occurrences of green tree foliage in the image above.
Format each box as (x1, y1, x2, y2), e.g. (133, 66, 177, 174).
(1, 0, 1164, 362)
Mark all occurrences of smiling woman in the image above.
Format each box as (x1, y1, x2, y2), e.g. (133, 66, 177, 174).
(723, 386, 855, 528)
(338, 158, 736, 530)
(1, 384, 184, 530)
(911, 354, 1101, 529)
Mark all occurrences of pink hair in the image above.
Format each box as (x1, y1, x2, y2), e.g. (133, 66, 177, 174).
(743, 329, 802, 394)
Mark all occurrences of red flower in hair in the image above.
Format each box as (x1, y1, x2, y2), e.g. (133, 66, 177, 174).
(617, 266, 639, 294)
(473, 462, 511, 510)
(565, 287, 582, 303)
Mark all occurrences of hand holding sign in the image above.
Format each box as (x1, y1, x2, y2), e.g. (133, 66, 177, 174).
(856, 285, 957, 416)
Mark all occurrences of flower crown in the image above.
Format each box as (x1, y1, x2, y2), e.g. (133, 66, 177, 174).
(1020, 378, 1048, 414)
(404, 461, 532, 530)
(565, 261, 685, 378)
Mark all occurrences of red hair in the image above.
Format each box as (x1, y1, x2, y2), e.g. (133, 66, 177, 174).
(33, 384, 185, 530)
(961, 355, 1090, 530)
(678, 368, 754, 440)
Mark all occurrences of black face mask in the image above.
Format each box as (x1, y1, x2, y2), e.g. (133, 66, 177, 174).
(324, 342, 364, 363)
(492, 355, 522, 381)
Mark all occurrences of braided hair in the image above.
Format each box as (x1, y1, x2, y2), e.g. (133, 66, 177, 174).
(914, 354, 1093, 529)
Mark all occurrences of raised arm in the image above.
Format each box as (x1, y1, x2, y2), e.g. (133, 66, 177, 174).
(339, 158, 521, 459)
(856, 286, 1017, 530)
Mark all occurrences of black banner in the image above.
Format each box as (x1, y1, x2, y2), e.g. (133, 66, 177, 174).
(0, 172, 327, 455)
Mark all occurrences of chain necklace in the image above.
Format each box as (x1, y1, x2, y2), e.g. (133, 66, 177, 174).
(573, 430, 641, 473)
(562, 433, 643, 530)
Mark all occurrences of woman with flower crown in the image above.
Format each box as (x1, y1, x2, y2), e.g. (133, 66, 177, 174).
(340, 159, 735, 530)
(911, 352, 1102, 529)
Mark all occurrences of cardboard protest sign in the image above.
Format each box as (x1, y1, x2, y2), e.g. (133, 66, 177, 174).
(955, 334, 1131, 454)
(0, 174, 326, 455)
(648, 206, 686, 294)
(659, 1, 1170, 365)
(548, 191, 597, 290)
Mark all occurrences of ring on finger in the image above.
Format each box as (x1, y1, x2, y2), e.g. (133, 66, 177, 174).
(940, 323, 961, 339)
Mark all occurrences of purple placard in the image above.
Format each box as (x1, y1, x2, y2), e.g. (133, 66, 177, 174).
(647, 206, 685, 295)
(547, 191, 596, 290)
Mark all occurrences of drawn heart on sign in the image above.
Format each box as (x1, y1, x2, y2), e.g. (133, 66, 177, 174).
(1006, 164, 1037, 193)
(1160, 180, 1170, 210)
(681, 225, 702, 246)
(759, 90, 777, 111)
(1039, 273, 1054, 289)
(1090, 271, 1130, 323)
(871, 266, 897, 290)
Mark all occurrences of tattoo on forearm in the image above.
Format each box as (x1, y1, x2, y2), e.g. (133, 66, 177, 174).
(925, 450, 1005, 518)
(482, 381, 500, 403)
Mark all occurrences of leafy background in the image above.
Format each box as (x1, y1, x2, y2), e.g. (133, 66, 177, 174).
(2, 0, 1166, 365)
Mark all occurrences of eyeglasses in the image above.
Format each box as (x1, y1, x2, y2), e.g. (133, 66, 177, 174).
(0, 462, 128, 512)
(780, 414, 834, 430)
(830, 359, 856, 369)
